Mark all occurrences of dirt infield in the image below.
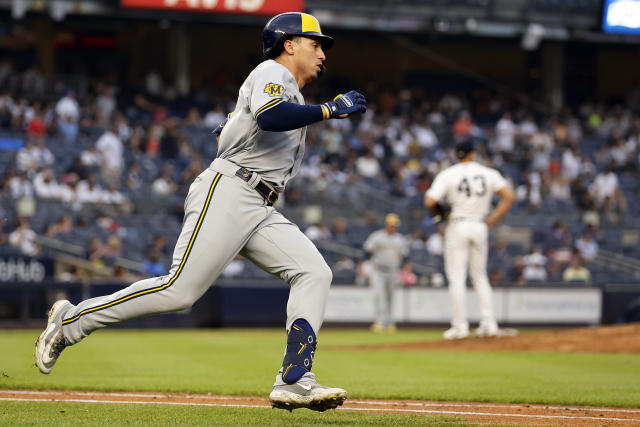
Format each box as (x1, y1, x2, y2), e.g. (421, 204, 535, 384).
(330, 323, 640, 354)
(1, 389, 639, 426)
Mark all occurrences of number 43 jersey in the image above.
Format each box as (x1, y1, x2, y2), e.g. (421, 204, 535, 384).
(426, 161, 508, 219)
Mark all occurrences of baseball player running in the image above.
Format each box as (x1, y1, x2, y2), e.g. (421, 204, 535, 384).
(35, 12, 366, 412)
(424, 141, 514, 339)
(362, 213, 409, 333)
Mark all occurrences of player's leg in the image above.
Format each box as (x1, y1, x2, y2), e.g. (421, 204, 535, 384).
(443, 222, 471, 339)
(468, 222, 498, 336)
(369, 269, 387, 330)
(384, 271, 395, 329)
(240, 214, 346, 411)
(36, 171, 262, 373)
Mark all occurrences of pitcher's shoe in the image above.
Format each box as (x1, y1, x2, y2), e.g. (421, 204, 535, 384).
(269, 372, 347, 412)
(443, 326, 469, 340)
(35, 300, 71, 374)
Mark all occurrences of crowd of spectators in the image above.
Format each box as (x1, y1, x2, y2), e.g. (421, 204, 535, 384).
(0, 62, 638, 285)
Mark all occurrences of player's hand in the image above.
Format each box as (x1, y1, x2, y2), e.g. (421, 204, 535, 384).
(323, 90, 366, 119)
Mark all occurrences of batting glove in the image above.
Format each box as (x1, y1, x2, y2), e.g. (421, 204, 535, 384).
(322, 90, 367, 119)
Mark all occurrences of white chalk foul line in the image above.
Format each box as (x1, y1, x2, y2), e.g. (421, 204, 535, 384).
(349, 399, 640, 414)
(1, 396, 639, 423)
(5, 390, 640, 415)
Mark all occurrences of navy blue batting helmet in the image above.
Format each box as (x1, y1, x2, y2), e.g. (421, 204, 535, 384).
(263, 12, 334, 59)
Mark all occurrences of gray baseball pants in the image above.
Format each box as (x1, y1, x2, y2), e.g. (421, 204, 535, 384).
(370, 267, 397, 327)
(61, 158, 333, 344)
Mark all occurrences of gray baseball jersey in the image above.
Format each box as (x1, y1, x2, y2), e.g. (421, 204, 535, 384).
(363, 230, 408, 271)
(217, 59, 306, 188)
(60, 59, 332, 346)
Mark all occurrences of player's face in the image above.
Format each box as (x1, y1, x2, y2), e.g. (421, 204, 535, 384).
(295, 37, 326, 81)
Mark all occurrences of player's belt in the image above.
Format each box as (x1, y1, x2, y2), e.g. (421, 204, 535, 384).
(235, 167, 279, 206)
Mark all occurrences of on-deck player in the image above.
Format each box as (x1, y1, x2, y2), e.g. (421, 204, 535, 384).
(35, 12, 366, 412)
(424, 141, 515, 340)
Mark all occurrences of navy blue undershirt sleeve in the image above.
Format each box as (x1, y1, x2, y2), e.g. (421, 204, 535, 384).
(256, 100, 324, 132)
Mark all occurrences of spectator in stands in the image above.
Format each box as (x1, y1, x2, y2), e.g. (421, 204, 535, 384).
(95, 123, 124, 185)
(95, 84, 116, 125)
(590, 162, 626, 211)
(9, 171, 34, 199)
(305, 222, 331, 241)
(103, 235, 123, 263)
(9, 216, 40, 256)
(151, 165, 177, 196)
(65, 157, 90, 182)
(562, 256, 591, 283)
(203, 104, 226, 129)
(44, 215, 73, 239)
(26, 102, 47, 143)
(16, 140, 39, 175)
(80, 145, 101, 168)
(495, 111, 516, 160)
(125, 162, 142, 192)
(142, 249, 165, 277)
(32, 168, 59, 200)
(333, 256, 356, 274)
(58, 176, 81, 210)
(425, 224, 445, 257)
(57, 265, 86, 283)
(355, 148, 381, 180)
(34, 139, 54, 168)
(575, 230, 599, 263)
(86, 237, 107, 269)
(55, 89, 80, 142)
(221, 254, 246, 278)
(148, 234, 170, 259)
(522, 246, 548, 282)
(330, 217, 350, 246)
(548, 220, 571, 248)
(77, 175, 103, 205)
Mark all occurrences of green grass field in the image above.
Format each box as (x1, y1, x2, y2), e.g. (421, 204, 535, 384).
(1, 328, 639, 425)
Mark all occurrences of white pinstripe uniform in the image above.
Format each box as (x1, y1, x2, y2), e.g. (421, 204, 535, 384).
(61, 59, 332, 344)
(426, 161, 508, 334)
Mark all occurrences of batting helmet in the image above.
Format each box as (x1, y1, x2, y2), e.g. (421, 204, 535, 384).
(263, 12, 334, 59)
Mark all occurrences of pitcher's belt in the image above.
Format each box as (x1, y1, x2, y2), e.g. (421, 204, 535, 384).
(235, 167, 279, 206)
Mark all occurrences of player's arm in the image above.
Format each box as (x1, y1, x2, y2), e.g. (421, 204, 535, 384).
(256, 91, 366, 132)
(484, 186, 515, 228)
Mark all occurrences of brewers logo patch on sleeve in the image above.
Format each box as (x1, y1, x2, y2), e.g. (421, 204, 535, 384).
(264, 82, 285, 97)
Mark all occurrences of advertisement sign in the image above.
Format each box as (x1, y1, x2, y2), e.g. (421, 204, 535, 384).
(121, 0, 304, 15)
(602, 0, 640, 34)
(325, 286, 601, 324)
(0, 257, 54, 283)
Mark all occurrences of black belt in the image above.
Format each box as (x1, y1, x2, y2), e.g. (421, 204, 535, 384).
(235, 167, 279, 206)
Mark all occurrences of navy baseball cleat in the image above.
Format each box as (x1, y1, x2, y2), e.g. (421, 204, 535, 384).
(35, 300, 72, 374)
(269, 372, 347, 412)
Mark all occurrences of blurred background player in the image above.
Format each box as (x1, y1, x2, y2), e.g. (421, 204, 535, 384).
(361, 213, 409, 333)
(425, 141, 515, 339)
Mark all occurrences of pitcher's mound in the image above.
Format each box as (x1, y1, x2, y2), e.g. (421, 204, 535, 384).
(339, 323, 640, 353)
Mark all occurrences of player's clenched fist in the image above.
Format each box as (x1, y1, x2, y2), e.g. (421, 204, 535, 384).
(322, 90, 367, 119)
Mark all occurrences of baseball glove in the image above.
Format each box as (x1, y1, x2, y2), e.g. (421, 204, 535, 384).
(430, 202, 451, 224)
